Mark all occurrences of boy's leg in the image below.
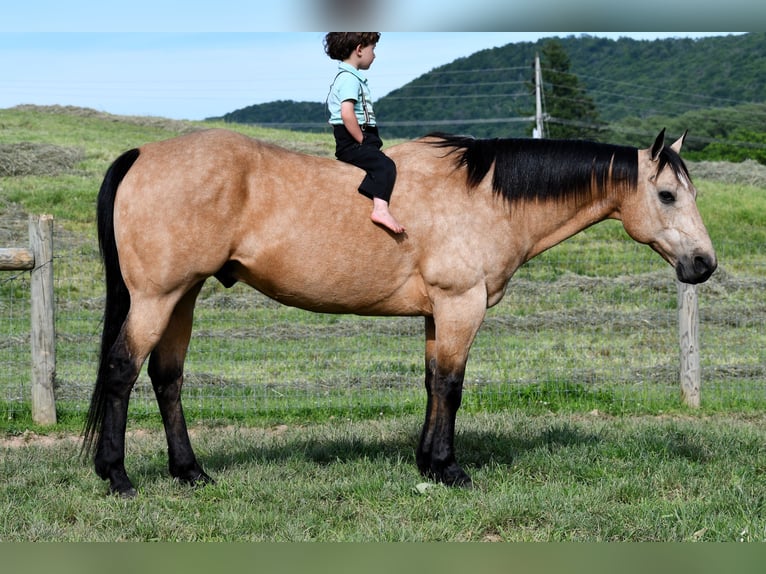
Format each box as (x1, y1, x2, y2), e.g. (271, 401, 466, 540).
(335, 131, 404, 233)
(337, 143, 396, 202)
(371, 196, 405, 234)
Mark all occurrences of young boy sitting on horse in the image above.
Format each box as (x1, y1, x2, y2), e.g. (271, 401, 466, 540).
(324, 32, 405, 234)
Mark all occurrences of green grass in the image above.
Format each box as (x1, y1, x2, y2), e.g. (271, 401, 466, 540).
(1, 105, 764, 428)
(1, 106, 765, 541)
(2, 411, 765, 541)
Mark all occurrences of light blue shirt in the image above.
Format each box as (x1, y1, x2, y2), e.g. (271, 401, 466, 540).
(327, 62, 376, 126)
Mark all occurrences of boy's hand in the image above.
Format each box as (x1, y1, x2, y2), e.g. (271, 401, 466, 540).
(340, 100, 364, 143)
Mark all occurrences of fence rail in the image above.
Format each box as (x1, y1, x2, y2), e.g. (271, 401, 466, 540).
(0, 215, 56, 425)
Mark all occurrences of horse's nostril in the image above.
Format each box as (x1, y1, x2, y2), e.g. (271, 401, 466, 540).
(677, 254, 717, 284)
(691, 254, 717, 282)
(695, 255, 716, 275)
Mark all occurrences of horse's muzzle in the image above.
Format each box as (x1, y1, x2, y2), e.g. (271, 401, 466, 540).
(676, 253, 717, 284)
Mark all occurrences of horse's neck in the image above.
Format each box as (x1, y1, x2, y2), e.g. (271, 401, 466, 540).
(518, 192, 618, 262)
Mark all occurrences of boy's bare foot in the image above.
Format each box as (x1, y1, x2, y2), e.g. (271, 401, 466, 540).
(371, 198, 405, 234)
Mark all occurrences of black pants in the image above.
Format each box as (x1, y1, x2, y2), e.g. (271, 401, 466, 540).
(333, 125, 397, 203)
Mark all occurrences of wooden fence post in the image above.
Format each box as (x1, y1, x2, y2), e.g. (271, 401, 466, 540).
(29, 214, 57, 425)
(678, 281, 700, 408)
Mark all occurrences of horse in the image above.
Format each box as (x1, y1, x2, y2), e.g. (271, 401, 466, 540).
(82, 128, 716, 497)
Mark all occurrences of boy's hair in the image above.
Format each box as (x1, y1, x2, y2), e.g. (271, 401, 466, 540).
(323, 32, 381, 61)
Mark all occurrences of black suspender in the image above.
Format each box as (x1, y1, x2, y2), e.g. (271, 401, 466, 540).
(328, 70, 371, 125)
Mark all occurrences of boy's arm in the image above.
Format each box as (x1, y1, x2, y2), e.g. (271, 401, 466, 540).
(340, 100, 364, 144)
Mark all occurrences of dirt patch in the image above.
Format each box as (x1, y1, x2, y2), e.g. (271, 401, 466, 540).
(1, 429, 82, 449)
(0, 424, 292, 449)
(0, 429, 157, 450)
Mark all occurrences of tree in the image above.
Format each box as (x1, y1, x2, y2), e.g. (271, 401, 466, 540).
(534, 40, 604, 140)
(689, 129, 766, 165)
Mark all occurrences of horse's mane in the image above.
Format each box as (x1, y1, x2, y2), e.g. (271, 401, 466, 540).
(426, 132, 649, 205)
(655, 142, 692, 183)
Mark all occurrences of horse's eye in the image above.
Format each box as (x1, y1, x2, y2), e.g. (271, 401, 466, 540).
(658, 191, 676, 205)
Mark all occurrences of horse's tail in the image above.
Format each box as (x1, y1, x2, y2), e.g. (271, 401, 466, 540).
(81, 148, 140, 459)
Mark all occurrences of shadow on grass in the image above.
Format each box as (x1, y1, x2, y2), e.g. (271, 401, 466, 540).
(119, 414, 727, 493)
(192, 420, 604, 477)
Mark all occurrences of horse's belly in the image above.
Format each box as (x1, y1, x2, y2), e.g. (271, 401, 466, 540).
(234, 263, 429, 317)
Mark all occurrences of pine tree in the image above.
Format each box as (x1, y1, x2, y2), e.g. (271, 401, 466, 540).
(536, 40, 603, 140)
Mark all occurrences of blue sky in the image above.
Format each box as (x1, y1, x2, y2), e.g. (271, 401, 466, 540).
(0, 31, 744, 121)
(1, 1, 761, 32)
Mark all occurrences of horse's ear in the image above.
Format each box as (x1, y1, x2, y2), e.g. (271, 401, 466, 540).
(670, 130, 688, 154)
(651, 128, 666, 161)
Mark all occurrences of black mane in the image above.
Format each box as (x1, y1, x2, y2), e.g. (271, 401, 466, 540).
(426, 132, 641, 205)
(655, 143, 692, 183)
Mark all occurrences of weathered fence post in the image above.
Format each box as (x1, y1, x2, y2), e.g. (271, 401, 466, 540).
(29, 214, 57, 425)
(678, 281, 700, 408)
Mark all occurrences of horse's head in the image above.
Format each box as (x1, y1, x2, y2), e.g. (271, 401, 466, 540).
(619, 129, 717, 284)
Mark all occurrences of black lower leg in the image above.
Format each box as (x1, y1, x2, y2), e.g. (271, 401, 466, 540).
(417, 369, 472, 487)
(94, 342, 139, 497)
(148, 357, 212, 487)
(416, 357, 436, 475)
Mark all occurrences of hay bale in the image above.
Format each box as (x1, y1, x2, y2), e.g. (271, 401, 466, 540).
(689, 159, 766, 187)
(0, 142, 85, 177)
(11, 104, 200, 134)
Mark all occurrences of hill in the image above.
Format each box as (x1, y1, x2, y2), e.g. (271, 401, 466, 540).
(377, 33, 765, 138)
(213, 33, 766, 157)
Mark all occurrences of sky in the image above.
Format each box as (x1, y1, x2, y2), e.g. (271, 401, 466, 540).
(0, 31, 746, 121)
(0, 1, 756, 121)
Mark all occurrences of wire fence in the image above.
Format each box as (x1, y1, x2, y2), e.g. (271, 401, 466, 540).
(1, 218, 765, 424)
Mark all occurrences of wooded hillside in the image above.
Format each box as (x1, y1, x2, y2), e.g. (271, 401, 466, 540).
(212, 33, 766, 162)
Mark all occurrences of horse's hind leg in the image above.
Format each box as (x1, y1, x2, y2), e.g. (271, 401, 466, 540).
(147, 282, 212, 487)
(94, 296, 179, 497)
(93, 329, 142, 497)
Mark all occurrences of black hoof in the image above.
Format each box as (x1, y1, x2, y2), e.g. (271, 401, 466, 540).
(102, 466, 137, 498)
(420, 461, 473, 488)
(441, 463, 473, 488)
(174, 467, 215, 488)
(109, 485, 138, 498)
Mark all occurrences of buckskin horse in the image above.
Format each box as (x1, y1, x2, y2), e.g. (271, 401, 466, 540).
(83, 128, 716, 496)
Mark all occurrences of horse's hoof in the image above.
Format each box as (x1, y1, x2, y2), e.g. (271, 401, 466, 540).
(175, 469, 215, 488)
(421, 461, 473, 488)
(109, 485, 138, 498)
(104, 468, 137, 498)
(443, 466, 473, 488)
(190, 473, 215, 488)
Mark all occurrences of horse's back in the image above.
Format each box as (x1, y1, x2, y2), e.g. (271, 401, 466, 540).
(112, 129, 432, 314)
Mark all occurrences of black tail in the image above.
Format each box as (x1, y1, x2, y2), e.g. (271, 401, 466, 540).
(81, 148, 141, 459)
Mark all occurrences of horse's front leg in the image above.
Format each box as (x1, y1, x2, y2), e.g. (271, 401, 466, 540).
(417, 293, 486, 487)
(417, 360, 471, 485)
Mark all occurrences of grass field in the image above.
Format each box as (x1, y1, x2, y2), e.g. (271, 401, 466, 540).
(1, 105, 765, 541)
(2, 411, 765, 541)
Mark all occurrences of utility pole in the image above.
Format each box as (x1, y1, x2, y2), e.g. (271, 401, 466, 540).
(533, 53, 544, 139)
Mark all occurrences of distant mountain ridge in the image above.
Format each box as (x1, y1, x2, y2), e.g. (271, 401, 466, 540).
(212, 33, 765, 143)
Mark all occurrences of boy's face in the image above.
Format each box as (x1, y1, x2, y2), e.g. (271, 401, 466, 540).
(356, 43, 376, 70)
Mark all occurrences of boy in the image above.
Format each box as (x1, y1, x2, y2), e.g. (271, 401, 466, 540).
(324, 32, 405, 234)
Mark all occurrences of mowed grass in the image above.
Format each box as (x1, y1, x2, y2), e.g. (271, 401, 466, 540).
(1, 106, 765, 541)
(2, 411, 765, 541)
